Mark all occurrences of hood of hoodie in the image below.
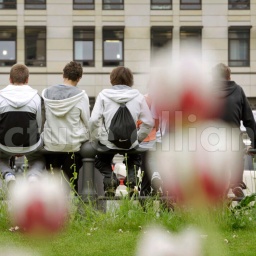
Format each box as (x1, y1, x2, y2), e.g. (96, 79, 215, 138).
(101, 85, 140, 103)
(213, 80, 238, 98)
(42, 89, 86, 117)
(0, 84, 38, 108)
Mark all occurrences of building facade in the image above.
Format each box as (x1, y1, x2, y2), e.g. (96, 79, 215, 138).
(0, 0, 255, 107)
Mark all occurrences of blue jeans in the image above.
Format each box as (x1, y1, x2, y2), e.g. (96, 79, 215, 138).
(0, 146, 46, 179)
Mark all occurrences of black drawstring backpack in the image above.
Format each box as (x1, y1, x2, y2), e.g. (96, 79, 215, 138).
(105, 103, 137, 149)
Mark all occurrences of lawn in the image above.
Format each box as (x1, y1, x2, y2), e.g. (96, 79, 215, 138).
(1, 195, 256, 256)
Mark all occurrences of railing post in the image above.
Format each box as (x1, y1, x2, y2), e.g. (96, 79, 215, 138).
(79, 141, 98, 201)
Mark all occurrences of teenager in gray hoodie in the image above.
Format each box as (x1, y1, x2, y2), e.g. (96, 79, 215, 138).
(42, 61, 90, 190)
(89, 66, 154, 196)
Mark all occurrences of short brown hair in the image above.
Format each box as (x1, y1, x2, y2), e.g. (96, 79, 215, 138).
(212, 63, 231, 80)
(63, 61, 83, 81)
(10, 64, 29, 84)
(110, 66, 134, 87)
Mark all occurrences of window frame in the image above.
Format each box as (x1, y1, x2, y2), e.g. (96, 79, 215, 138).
(151, 26, 173, 62)
(0, 26, 17, 66)
(151, 0, 172, 10)
(228, 26, 251, 67)
(73, 26, 95, 67)
(25, 26, 47, 67)
(0, 0, 16, 9)
(73, 0, 95, 10)
(102, 0, 124, 10)
(228, 0, 250, 10)
(25, 0, 46, 10)
(180, 0, 201, 10)
(102, 26, 124, 67)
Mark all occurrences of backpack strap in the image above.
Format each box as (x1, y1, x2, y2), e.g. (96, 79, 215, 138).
(102, 100, 108, 134)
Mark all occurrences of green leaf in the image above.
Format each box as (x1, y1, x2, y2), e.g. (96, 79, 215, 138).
(235, 193, 256, 209)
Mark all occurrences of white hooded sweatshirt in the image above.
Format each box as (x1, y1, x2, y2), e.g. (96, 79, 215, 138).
(42, 85, 90, 152)
(89, 85, 154, 150)
(0, 84, 42, 154)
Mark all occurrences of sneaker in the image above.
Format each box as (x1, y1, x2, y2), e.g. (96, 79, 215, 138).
(5, 173, 16, 189)
(151, 172, 163, 195)
(232, 186, 245, 198)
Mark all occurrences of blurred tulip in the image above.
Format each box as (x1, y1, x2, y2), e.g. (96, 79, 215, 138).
(0, 246, 41, 256)
(153, 121, 243, 206)
(136, 226, 202, 256)
(8, 173, 70, 236)
(149, 56, 223, 130)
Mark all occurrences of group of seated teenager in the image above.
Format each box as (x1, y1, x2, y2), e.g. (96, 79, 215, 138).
(0, 63, 162, 197)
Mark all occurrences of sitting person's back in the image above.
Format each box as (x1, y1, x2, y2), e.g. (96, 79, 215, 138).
(0, 63, 45, 186)
(42, 61, 90, 190)
(89, 66, 154, 196)
(42, 83, 89, 152)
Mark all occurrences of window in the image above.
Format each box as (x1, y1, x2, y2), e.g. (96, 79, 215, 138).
(0, 27, 16, 66)
(228, 27, 251, 67)
(25, 27, 46, 67)
(103, 0, 124, 10)
(73, 0, 94, 10)
(73, 27, 95, 67)
(228, 0, 250, 10)
(0, 0, 16, 9)
(180, 0, 201, 10)
(151, 0, 172, 10)
(103, 26, 124, 67)
(180, 27, 202, 56)
(25, 0, 46, 10)
(151, 26, 172, 61)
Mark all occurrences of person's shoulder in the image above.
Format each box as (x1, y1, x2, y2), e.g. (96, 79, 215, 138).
(136, 91, 146, 100)
(97, 89, 107, 98)
(73, 85, 83, 92)
(34, 93, 42, 101)
(101, 88, 111, 94)
(79, 90, 89, 100)
(43, 84, 58, 93)
(233, 82, 246, 94)
(232, 81, 242, 88)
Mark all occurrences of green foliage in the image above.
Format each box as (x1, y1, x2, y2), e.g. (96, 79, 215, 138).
(2, 156, 256, 255)
(227, 194, 256, 230)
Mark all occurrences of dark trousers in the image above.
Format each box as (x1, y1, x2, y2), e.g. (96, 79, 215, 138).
(140, 151, 151, 196)
(45, 152, 82, 190)
(94, 151, 141, 189)
(140, 142, 164, 196)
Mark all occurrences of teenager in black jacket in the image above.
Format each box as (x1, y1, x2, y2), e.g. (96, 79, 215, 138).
(212, 63, 256, 197)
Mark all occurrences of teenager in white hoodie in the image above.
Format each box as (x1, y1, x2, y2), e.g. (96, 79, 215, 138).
(89, 66, 154, 196)
(0, 64, 45, 187)
(42, 61, 90, 190)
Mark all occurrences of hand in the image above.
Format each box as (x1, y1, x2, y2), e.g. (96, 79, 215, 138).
(246, 145, 255, 156)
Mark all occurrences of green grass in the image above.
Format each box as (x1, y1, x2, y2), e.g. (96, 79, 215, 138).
(1, 196, 256, 256)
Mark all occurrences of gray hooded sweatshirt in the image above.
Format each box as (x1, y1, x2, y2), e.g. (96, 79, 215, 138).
(42, 84, 90, 152)
(89, 85, 154, 150)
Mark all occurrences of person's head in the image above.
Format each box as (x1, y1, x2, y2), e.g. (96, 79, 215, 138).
(110, 66, 134, 87)
(212, 63, 231, 81)
(63, 61, 83, 82)
(9, 64, 29, 85)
